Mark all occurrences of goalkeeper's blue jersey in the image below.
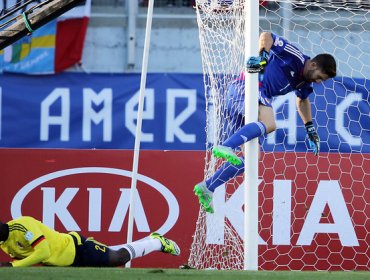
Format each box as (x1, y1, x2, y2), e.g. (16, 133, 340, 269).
(260, 33, 313, 100)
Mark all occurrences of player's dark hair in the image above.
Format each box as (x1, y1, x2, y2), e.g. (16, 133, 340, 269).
(0, 222, 9, 241)
(312, 53, 337, 78)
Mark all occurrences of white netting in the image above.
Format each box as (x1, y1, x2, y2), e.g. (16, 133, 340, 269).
(189, 0, 370, 271)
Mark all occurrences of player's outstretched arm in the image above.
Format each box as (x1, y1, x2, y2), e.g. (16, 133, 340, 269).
(11, 238, 51, 267)
(305, 121, 320, 156)
(296, 97, 320, 155)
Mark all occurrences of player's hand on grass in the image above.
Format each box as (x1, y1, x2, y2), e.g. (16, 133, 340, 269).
(0, 262, 12, 267)
(247, 49, 269, 73)
(305, 121, 320, 156)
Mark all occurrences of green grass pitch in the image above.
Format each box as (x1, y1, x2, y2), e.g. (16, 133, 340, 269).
(0, 267, 369, 280)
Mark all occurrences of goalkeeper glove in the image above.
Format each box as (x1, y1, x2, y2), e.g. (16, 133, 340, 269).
(305, 121, 320, 156)
(246, 49, 269, 73)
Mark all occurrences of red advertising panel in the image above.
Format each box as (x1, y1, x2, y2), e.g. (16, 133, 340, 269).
(0, 149, 369, 270)
(0, 149, 205, 268)
(258, 152, 370, 270)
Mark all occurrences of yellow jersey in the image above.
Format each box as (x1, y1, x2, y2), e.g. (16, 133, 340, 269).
(0, 216, 76, 267)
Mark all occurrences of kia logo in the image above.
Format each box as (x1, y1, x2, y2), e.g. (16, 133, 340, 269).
(11, 167, 179, 247)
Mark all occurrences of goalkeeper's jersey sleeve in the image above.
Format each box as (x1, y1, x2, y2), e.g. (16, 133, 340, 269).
(0, 216, 76, 267)
(261, 33, 313, 100)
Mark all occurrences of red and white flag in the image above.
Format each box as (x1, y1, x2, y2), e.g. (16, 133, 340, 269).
(55, 0, 91, 72)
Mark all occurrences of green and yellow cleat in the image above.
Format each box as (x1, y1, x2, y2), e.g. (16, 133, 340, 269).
(150, 232, 181, 256)
(212, 145, 242, 165)
(193, 182, 214, 214)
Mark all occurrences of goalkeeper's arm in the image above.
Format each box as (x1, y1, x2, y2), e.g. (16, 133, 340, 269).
(296, 97, 320, 155)
(258, 32, 273, 53)
(296, 97, 312, 125)
(247, 32, 273, 73)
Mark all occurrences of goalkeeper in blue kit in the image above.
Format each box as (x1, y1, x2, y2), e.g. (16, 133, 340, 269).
(194, 32, 337, 213)
(0, 216, 180, 267)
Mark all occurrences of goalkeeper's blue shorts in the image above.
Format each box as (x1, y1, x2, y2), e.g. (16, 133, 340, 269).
(226, 79, 272, 117)
(226, 79, 271, 144)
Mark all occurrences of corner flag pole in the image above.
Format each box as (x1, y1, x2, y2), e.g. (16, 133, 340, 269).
(126, 0, 154, 268)
(244, 0, 259, 271)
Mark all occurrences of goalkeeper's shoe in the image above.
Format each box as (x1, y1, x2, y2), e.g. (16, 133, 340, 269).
(212, 145, 242, 166)
(150, 232, 181, 256)
(193, 182, 214, 213)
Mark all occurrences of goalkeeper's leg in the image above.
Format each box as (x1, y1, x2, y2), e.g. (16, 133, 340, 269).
(194, 182, 214, 213)
(207, 158, 245, 191)
(214, 82, 267, 165)
(213, 121, 266, 164)
(194, 157, 244, 213)
(213, 104, 275, 165)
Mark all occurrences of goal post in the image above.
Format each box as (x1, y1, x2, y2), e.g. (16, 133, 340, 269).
(190, 0, 370, 271)
(243, 0, 259, 271)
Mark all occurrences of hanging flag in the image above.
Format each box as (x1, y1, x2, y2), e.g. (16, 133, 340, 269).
(0, 0, 91, 74)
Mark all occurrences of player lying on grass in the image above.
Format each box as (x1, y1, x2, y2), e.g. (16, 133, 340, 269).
(194, 31, 337, 213)
(0, 216, 180, 267)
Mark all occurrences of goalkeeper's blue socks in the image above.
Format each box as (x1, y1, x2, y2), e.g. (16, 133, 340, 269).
(223, 121, 266, 149)
(206, 157, 244, 192)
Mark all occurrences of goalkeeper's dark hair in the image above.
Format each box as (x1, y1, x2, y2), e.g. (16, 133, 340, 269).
(312, 53, 337, 78)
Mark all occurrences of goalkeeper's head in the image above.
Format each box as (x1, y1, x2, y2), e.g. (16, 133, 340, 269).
(312, 53, 337, 78)
(304, 53, 337, 83)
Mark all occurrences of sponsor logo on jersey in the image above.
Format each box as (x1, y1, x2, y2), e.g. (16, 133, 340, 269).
(24, 231, 34, 241)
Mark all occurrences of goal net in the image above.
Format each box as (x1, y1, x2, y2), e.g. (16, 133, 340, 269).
(189, 0, 370, 270)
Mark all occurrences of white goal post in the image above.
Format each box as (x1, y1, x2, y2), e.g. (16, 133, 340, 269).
(243, 0, 259, 271)
(190, 0, 370, 271)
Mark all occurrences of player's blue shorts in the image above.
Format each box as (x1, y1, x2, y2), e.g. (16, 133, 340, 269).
(69, 232, 110, 267)
(226, 79, 271, 144)
(226, 79, 272, 127)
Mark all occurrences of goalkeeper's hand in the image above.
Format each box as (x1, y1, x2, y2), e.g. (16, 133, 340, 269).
(305, 121, 320, 156)
(246, 49, 269, 73)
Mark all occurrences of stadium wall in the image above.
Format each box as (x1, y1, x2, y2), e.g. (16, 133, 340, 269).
(78, 6, 370, 77)
(78, 6, 203, 74)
